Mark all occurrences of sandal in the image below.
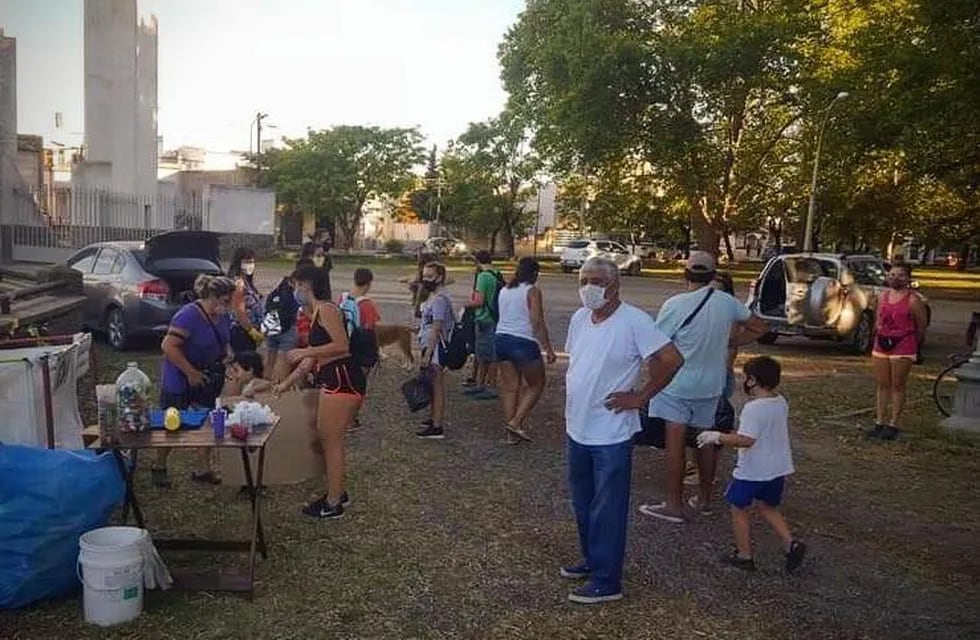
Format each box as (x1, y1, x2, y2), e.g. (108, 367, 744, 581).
(638, 502, 685, 524)
(505, 423, 532, 442)
(687, 495, 714, 516)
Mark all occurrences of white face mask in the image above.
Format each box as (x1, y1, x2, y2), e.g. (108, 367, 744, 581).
(242, 261, 256, 276)
(312, 256, 325, 268)
(579, 284, 608, 310)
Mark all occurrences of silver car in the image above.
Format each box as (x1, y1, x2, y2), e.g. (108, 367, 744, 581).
(746, 252, 929, 354)
(560, 239, 643, 275)
(66, 231, 223, 350)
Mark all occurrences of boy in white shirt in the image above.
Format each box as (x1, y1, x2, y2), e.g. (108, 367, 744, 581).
(696, 356, 807, 573)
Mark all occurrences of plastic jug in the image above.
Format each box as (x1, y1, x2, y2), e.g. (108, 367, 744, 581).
(115, 362, 151, 433)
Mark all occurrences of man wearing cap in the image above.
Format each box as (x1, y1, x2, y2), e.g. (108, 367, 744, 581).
(639, 251, 770, 524)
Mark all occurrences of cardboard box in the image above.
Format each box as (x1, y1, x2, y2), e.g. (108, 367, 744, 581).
(219, 389, 324, 486)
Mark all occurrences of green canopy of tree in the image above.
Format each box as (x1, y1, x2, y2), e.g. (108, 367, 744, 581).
(500, 0, 978, 261)
(260, 126, 425, 248)
(439, 111, 541, 256)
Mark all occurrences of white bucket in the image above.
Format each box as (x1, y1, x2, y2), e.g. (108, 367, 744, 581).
(77, 526, 146, 626)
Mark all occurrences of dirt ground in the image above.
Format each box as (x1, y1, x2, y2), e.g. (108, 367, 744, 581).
(2, 268, 978, 639)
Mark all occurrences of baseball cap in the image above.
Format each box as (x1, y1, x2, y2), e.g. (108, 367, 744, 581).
(686, 251, 716, 274)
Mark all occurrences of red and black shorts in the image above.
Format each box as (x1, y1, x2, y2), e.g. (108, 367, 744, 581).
(314, 358, 367, 397)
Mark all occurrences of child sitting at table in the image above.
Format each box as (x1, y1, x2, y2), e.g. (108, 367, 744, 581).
(223, 351, 273, 399)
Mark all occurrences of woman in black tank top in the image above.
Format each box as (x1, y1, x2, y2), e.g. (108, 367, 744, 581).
(286, 265, 364, 520)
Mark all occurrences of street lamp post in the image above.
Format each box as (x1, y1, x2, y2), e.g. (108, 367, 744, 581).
(803, 91, 848, 253)
(254, 112, 268, 156)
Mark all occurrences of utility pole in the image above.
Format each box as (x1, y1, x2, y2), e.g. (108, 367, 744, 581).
(254, 112, 268, 156)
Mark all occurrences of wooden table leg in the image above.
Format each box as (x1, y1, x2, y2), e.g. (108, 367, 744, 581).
(113, 449, 144, 528)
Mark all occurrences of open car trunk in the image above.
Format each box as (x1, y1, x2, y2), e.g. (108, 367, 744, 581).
(142, 231, 223, 304)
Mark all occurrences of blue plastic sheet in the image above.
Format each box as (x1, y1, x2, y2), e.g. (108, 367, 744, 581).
(0, 445, 124, 609)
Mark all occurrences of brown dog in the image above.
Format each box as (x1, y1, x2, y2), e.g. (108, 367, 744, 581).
(373, 323, 416, 368)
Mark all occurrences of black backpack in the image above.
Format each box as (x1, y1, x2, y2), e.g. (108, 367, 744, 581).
(488, 270, 506, 322)
(340, 293, 380, 369)
(262, 278, 298, 334)
(438, 320, 470, 370)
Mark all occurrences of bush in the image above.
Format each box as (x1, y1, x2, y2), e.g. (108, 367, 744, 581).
(384, 239, 405, 254)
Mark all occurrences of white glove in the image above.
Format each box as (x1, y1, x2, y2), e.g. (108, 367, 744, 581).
(696, 430, 723, 448)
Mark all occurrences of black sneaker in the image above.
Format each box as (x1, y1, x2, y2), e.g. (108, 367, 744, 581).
(786, 540, 807, 574)
(419, 418, 434, 427)
(301, 496, 344, 520)
(721, 550, 756, 572)
(339, 491, 351, 507)
(865, 424, 885, 439)
(879, 426, 900, 441)
(416, 424, 445, 439)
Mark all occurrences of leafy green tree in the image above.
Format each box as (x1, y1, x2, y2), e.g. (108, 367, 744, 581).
(440, 111, 541, 256)
(501, 0, 819, 255)
(261, 126, 425, 249)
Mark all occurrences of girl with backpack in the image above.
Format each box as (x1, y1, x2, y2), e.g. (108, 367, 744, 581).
(262, 268, 301, 382)
(416, 262, 455, 440)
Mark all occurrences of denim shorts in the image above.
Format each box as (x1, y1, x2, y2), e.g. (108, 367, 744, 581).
(649, 391, 720, 429)
(725, 476, 785, 509)
(474, 322, 497, 361)
(495, 333, 542, 367)
(265, 326, 299, 352)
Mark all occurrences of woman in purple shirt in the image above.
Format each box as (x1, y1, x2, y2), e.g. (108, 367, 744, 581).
(150, 275, 234, 488)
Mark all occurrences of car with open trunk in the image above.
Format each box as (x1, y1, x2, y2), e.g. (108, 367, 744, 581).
(66, 231, 224, 350)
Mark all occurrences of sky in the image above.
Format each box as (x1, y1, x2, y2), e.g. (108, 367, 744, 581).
(2, 0, 525, 153)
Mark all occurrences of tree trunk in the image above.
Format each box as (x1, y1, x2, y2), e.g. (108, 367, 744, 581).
(693, 199, 720, 255)
(723, 231, 735, 262)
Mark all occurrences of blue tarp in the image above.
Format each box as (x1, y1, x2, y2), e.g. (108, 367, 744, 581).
(0, 445, 124, 609)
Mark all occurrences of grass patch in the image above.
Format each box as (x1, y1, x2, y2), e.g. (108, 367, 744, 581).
(6, 341, 979, 638)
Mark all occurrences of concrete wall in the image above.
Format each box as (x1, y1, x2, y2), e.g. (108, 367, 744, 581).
(135, 16, 158, 197)
(82, 0, 157, 197)
(204, 184, 275, 236)
(15, 135, 44, 192)
(0, 32, 16, 240)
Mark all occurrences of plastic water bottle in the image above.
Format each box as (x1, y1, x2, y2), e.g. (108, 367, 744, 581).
(115, 362, 151, 433)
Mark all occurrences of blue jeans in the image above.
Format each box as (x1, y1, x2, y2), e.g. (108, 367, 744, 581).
(567, 436, 633, 592)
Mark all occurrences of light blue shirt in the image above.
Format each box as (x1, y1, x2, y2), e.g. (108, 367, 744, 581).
(654, 288, 751, 399)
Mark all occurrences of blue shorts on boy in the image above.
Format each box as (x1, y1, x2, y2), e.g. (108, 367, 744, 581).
(725, 395, 794, 509)
(725, 476, 785, 508)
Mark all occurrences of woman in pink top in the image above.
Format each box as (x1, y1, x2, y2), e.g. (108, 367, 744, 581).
(868, 263, 928, 440)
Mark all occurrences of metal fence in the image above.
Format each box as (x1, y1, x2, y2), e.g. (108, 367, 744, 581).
(4, 184, 203, 262)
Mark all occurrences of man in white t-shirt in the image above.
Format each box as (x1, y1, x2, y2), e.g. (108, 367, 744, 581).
(696, 356, 807, 573)
(640, 251, 770, 524)
(562, 257, 683, 604)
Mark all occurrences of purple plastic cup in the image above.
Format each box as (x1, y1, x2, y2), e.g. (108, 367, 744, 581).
(211, 408, 226, 439)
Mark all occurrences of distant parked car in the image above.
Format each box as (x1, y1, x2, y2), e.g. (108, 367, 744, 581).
(746, 252, 930, 354)
(560, 239, 643, 275)
(421, 236, 469, 258)
(66, 231, 224, 350)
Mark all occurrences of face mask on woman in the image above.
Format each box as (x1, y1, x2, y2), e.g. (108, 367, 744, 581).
(312, 256, 325, 268)
(579, 284, 608, 310)
(293, 289, 307, 308)
(242, 261, 256, 276)
(421, 279, 439, 292)
(888, 275, 908, 290)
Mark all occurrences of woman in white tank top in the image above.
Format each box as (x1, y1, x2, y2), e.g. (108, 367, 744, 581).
(494, 258, 557, 443)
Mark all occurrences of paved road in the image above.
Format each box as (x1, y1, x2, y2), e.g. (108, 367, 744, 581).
(255, 263, 974, 354)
